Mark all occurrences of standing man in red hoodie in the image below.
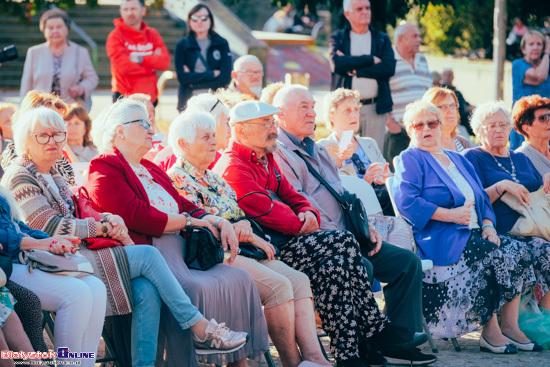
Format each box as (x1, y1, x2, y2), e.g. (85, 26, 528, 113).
(106, 0, 170, 106)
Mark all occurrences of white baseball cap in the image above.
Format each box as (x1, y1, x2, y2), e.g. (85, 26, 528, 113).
(229, 100, 281, 126)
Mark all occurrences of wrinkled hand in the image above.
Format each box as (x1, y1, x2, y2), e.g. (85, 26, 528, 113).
(217, 220, 239, 264)
(298, 211, 319, 235)
(338, 142, 355, 161)
(68, 84, 83, 98)
(233, 220, 253, 243)
(363, 163, 385, 185)
(324, 143, 340, 159)
(449, 204, 472, 226)
(190, 217, 220, 239)
(214, 70, 221, 77)
(386, 117, 402, 134)
(49, 236, 81, 255)
(367, 227, 383, 256)
(482, 226, 500, 246)
(104, 214, 127, 239)
(253, 235, 277, 261)
(543, 173, 550, 194)
(502, 180, 531, 205)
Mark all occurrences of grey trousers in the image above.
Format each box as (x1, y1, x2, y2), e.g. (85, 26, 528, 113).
(362, 242, 424, 333)
(359, 104, 387, 152)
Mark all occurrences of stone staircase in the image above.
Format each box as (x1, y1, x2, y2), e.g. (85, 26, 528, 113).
(0, 5, 186, 90)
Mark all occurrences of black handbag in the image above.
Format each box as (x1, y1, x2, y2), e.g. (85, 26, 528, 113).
(184, 227, 225, 270)
(231, 217, 281, 261)
(294, 151, 373, 250)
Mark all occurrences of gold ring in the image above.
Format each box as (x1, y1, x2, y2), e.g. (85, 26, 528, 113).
(524, 189, 529, 194)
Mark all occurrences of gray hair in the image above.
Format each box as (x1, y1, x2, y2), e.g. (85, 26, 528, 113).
(323, 88, 360, 129)
(0, 185, 21, 221)
(343, 0, 353, 12)
(233, 55, 262, 72)
(91, 98, 148, 153)
(168, 110, 216, 158)
(185, 93, 230, 126)
(394, 22, 415, 44)
(13, 107, 66, 157)
(272, 84, 309, 117)
(402, 100, 442, 130)
(470, 101, 511, 138)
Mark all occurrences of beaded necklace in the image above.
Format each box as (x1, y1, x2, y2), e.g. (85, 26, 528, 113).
(488, 152, 520, 183)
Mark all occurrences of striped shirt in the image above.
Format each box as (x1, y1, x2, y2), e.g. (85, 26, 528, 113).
(389, 47, 431, 126)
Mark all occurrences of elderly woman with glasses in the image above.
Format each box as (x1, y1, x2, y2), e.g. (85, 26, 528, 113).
(513, 94, 550, 176)
(165, 109, 331, 367)
(392, 99, 543, 353)
(175, 4, 232, 112)
(1, 105, 249, 367)
(422, 87, 475, 152)
(85, 98, 267, 367)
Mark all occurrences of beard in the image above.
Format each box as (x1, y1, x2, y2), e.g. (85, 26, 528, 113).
(263, 133, 278, 153)
(249, 86, 263, 98)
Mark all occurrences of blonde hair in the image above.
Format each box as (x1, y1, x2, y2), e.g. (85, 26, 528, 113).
(260, 82, 286, 105)
(422, 87, 460, 137)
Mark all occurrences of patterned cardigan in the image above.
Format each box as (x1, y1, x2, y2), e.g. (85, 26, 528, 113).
(1, 157, 95, 238)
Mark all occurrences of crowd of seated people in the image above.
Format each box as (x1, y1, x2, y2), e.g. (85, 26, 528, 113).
(2, 2, 550, 367)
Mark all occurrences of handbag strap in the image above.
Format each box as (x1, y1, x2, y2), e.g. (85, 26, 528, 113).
(293, 150, 347, 207)
(237, 191, 274, 219)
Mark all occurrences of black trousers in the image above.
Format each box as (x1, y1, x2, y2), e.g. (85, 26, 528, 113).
(383, 130, 410, 170)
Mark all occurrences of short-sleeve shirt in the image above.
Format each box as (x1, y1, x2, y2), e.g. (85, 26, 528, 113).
(512, 58, 550, 104)
(389, 48, 432, 126)
(463, 147, 542, 233)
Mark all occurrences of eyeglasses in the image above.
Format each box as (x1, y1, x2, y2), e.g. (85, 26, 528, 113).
(244, 120, 278, 129)
(210, 99, 222, 113)
(34, 132, 66, 145)
(482, 122, 510, 131)
(123, 119, 152, 131)
(190, 15, 209, 22)
(436, 103, 459, 111)
(410, 119, 441, 131)
(237, 69, 264, 77)
(350, 154, 366, 175)
(536, 113, 550, 123)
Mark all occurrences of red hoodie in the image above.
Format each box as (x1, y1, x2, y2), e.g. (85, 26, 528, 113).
(106, 18, 170, 103)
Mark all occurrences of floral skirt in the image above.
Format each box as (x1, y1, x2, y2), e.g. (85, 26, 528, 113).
(0, 286, 16, 327)
(422, 229, 527, 339)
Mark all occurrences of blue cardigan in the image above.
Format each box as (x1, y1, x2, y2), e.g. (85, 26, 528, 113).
(391, 148, 496, 266)
(0, 195, 49, 259)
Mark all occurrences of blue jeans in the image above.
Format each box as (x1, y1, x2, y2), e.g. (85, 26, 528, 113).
(125, 245, 203, 367)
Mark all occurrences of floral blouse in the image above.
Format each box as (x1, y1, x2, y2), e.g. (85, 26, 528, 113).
(130, 164, 180, 215)
(167, 157, 244, 220)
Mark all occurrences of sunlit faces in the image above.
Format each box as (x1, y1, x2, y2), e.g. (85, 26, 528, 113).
(215, 111, 231, 150)
(524, 108, 550, 140)
(279, 89, 316, 140)
(407, 112, 442, 151)
(189, 7, 212, 36)
(180, 127, 218, 168)
(435, 95, 459, 130)
(234, 60, 264, 97)
(43, 17, 69, 45)
(65, 116, 86, 146)
(120, 0, 146, 29)
(344, 0, 371, 29)
(119, 110, 154, 153)
(27, 124, 66, 164)
(522, 34, 544, 62)
(400, 25, 422, 54)
(478, 110, 511, 150)
(330, 97, 361, 134)
(240, 115, 279, 154)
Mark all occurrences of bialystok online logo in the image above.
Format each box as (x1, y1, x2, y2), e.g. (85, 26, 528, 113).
(2, 347, 95, 363)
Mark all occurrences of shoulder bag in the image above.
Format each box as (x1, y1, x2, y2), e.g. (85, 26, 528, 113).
(72, 186, 122, 249)
(501, 187, 550, 241)
(294, 151, 372, 250)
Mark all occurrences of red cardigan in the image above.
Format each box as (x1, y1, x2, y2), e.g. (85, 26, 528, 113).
(86, 147, 206, 245)
(213, 140, 319, 235)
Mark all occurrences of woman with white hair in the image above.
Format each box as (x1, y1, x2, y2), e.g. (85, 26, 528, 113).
(464, 101, 550, 312)
(166, 110, 332, 367)
(85, 98, 267, 367)
(391, 99, 543, 353)
(155, 93, 231, 171)
(1, 106, 249, 367)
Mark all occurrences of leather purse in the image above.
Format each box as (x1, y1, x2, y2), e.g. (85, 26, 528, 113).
(184, 227, 224, 270)
(17, 249, 94, 277)
(72, 187, 122, 249)
(232, 217, 280, 261)
(501, 187, 550, 241)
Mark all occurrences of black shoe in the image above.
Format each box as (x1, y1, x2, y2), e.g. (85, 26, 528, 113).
(369, 324, 428, 352)
(359, 338, 388, 367)
(383, 348, 437, 366)
(337, 356, 368, 367)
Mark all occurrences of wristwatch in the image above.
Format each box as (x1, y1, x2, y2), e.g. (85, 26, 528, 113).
(214, 217, 223, 230)
(183, 213, 193, 229)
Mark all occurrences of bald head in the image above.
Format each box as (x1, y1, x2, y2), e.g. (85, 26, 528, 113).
(231, 55, 264, 98)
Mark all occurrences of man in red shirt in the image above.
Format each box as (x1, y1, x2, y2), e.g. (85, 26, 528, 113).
(213, 100, 427, 367)
(106, 0, 170, 105)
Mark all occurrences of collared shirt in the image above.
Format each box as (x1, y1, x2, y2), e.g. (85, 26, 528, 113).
(282, 129, 316, 157)
(389, 48, 431, 126)
(167, 157, 244, 220)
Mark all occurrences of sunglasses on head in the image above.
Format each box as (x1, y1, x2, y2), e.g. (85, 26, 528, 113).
(190, 15, 209, 22)
(410, 119, 441, 131)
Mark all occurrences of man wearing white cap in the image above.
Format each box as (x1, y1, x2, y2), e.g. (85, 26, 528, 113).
(213, 100, 427, 367)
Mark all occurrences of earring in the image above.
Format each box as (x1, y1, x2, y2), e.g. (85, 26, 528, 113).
(27, 152, 32, 160)
(120, 134, 124, 139)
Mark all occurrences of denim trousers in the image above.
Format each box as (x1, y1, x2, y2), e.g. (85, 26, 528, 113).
(125, 245, 203, 367)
